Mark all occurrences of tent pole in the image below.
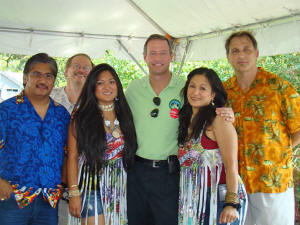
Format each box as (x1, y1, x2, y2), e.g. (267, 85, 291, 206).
(170, 42, 178, 75)
(0, 27, 146, 40)
(176, 39, 191, 76)
(182, 13, 300, 41)
(126, 0, 167, 34)
(117, 39, 147, 75)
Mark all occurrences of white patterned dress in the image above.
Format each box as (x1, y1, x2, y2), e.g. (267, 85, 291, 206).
(178, 129, 247, 225)
(68, 133, 127, 225)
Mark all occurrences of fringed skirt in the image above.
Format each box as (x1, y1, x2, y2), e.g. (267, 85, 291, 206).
(68, 158, 127, 225)
(179, 164, 247, 225)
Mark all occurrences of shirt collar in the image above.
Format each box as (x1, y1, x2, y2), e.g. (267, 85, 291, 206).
(142, 73, 179, 88)
(227, 67, 264, 91)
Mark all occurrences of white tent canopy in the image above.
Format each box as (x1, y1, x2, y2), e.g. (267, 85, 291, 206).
(0, 0, 299, 65)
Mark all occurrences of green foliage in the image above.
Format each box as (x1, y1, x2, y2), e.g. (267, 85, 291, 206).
(2, 51, 299, 92)
(0, 53, 29, 73)
(53, 57, 68, 87)
(258, 52, 300, 92)
(103, 51, 145, 89)
(172, 58, 234, 81)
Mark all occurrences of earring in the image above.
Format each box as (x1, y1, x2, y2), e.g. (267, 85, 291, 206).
(114, 97, 119, 101)
(211, 100, 215, 106)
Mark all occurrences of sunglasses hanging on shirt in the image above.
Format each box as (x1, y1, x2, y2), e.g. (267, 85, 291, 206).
(150, 96, 161, 118)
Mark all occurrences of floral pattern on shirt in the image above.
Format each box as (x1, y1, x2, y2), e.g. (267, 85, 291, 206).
(50, 87, 74, 114)
(0, 91, 70, 207)
(224, 67, 300, 193)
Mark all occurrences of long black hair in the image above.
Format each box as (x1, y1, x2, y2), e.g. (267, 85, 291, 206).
(178, 67, 227, 145)
(71, 63, 137, 172)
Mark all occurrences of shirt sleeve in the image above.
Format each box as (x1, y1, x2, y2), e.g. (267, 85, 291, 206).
(0, 103, 8, 150)
(0, 102, 8, 175)
(280, 79, 300, 134)
(125, 81, 132, 99)
(125, 80, 135, 107)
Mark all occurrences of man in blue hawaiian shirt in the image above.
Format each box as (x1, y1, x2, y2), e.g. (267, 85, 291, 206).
(0, 53, 70, 225)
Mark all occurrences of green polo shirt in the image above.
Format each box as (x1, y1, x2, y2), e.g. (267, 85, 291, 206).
(125, 74, 185, 160)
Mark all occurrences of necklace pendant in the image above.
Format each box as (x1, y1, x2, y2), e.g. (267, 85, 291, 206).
(112, 130, 120, 138)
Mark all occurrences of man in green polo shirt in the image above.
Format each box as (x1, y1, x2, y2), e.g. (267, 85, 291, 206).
(126, 58, 184, 160)
(126, 34, 183, 225)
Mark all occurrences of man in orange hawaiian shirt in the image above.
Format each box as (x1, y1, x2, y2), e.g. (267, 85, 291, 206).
(222, 31, 300, 225)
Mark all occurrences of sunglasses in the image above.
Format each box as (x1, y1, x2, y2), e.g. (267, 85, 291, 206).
(151, 97, 161, 118)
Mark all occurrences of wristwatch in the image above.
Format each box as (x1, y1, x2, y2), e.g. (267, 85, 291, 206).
(223, 202, 241, 209)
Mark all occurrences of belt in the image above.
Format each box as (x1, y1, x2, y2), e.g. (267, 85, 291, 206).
(135, 155, 168, 168)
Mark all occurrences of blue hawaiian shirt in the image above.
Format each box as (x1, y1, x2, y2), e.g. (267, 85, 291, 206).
(0, 92, 70, 202)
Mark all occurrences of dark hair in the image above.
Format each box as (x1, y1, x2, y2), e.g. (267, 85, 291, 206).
(23, 53, 58, 78)
(178, 67, 227, 145)
(71, 63, 137, 171)
(65, 53, 94, 69)
(143, 34, 172, 56)
(225, 31, 258, 55)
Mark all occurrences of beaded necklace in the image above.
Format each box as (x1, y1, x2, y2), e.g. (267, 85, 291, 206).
(99, 103, 114, 112)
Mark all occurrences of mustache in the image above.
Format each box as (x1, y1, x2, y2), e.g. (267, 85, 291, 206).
(75, 72, 87, 77)
(36, 83, 48, 89)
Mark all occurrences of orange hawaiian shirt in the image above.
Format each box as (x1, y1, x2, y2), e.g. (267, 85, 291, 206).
(223, 67, 300, 194)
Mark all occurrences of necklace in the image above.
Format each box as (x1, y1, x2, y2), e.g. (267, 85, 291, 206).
(104, 118, 120, 138)
(99, 103, 114, 112)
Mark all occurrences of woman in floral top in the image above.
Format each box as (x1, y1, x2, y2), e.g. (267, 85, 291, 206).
(67, 63, 137, 225)
(177, 67, 247, 225)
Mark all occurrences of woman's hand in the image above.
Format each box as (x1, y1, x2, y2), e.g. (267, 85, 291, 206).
(219, 206, 239, 224)
(69, 196, 82, 218)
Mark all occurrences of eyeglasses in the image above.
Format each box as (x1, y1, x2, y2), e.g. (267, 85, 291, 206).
(30, 71, 55, 81)
(71, 63, 91, 73)
(150, 96, 161, 118)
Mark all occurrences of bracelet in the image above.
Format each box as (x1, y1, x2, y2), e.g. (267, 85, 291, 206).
(69, 184, 78, 189)
(225, 191, 239, 204)
(68, 189, 81, 198)
(223, 202, 241, 210)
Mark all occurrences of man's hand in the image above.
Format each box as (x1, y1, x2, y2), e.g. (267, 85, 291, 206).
(0, 178, 13, 200)
(216, 107, 235, 123)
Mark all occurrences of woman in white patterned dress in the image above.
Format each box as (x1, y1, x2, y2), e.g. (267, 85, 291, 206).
(177, 67, 247, 225)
